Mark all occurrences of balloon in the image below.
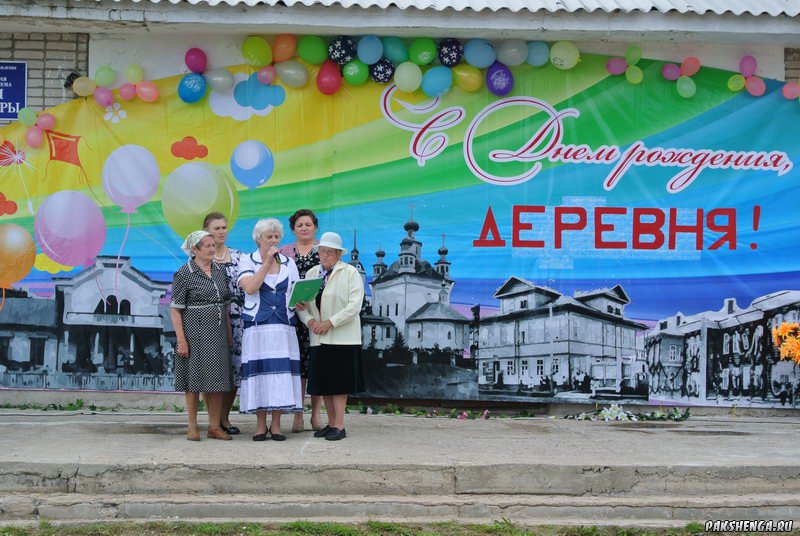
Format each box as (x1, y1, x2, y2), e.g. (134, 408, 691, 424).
(464, 39, 496, 69)
(782, 81, 800, 100)
(421, 66, 452, 98)
(369, 58, 395, 84)
(526, 41, 550, 67)
(486, 61, 514, 96)
(206, 68, 235, 93)
(25, 126, 43, 148)
(94, 65, 115, 87)
(274, 60, 309, 88)
(625, 65, 643, 84)
(257, 66, 277, 85)
(452, 63, 483, 92)
(606, 58, 627, 76)
(125, 64, 144, 84)
(409, 38, 436, 66)
(437, 38, 463, 68)
(119, 83, 137, 101)
(136, 81, 159, 103)
(102, 145, 160, 214)
(550, 41, 580, 70)
(230, 140, 274, 190)
(178, 73, 207, 103)
(0, 224, 36, 288)
(739, 55, 757, 78)
(93, 87, 114, 107)
(745, 76, 766, 97)
(162, 162, 239, 239)
(273, 34, 297, 63)
(17, 107, 37, 127)
(393, 61, 423, 93)
(382, 37, 408, 63)
(662, 63, 681, 81)
(625, 46, 642, 66)
(241, 36, 272, 67)
(497, 39, 527, 67)
(357, 35, 383, 65)
(727, 74, 746, 92)
(34, 191, 106, 267)
(680, 56, 701, 77)
(316, 59, 343, 95)
(72, 76, 96, 97)
(328, 36, 356, 65)
(297, 35, 328, 65)
(185, 47, 207, 74)
(676, 76, 696, 98)
(343, 59, 369, 86)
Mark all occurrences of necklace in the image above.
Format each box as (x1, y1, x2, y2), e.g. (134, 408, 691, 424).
(213, 247, 227, 262)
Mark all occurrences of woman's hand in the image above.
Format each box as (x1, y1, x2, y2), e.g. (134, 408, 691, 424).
(311, 319, 334, 335)
(176, 340, 189, 358)
(265, 245, 280, 265)
(295, 300, 308, 312)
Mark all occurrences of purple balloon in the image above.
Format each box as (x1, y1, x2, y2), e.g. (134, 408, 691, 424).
(486, 61, 514, 97)
(662, 63, 681, 81)
(102, 145, 161, 214)
(606, 57, 627, 76)
(35, 190, 106, 268)
(739, 55, 757, 78)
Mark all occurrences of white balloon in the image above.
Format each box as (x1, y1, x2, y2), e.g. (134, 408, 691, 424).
(205, 68, 235, 93)
(274, 60, 309, 88)
(497, 39, 528, 67)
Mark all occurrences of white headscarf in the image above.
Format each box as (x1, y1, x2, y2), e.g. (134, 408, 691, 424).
(181, 230, 211, 257)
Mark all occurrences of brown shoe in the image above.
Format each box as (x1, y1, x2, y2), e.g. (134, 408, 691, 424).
(207, 428, 232, 440)
(186, 428, 201, 441)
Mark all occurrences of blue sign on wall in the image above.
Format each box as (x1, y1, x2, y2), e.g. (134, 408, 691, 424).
(0, 61, 27, 120)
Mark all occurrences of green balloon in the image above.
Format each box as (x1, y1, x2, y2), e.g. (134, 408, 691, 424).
(297, 35, 328, 65)
(625, 65, 643, 85)
(409, 38, 436, 66)
(382, 36, 408, 63)
(343, 59, 369, 86)
(125, 64, 144, 84)
(625, 46, 642, 66)
(94, 65, 115, 87)
(727, 74, 746, 92)
(241, 36, 272, 67)
(18, 107, 36, 127)
(676, 76, 696, 98)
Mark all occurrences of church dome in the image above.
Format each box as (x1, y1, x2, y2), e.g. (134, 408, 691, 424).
(438, 245, 448, 255)
(403, 219, 420, 234)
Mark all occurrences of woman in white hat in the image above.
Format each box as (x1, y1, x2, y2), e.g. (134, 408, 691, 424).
(295, 231, 364, 441)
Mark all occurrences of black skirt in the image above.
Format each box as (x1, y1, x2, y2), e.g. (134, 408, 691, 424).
(307, 344, 365, 396)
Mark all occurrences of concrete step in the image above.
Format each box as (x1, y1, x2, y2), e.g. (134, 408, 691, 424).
(1, 493, 798, 526)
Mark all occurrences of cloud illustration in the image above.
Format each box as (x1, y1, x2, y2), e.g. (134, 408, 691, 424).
(171, 136, 208, 160)
(0, 193, 17, 216)
(35, 253, 73, 274)
(209, 73, 285, 122)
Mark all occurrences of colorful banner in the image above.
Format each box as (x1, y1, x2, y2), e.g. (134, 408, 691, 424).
(1, 50, 799, 407)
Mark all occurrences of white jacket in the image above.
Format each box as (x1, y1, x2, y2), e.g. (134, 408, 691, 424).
(297, 261, 364, 346)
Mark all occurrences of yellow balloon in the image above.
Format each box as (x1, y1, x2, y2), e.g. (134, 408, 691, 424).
(452, 64, 483, 92)
(72, 76, 96, 97)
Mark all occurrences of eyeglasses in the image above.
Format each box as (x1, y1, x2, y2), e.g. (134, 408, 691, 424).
(318, 248, 339, 257)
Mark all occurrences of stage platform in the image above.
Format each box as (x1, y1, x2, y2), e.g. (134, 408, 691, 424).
(0, 409, 798, 527)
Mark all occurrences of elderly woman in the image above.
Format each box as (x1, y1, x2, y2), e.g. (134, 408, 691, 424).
(296, 232, 364, 441)
(170, 231, 234, 441)
(203, 211, 244, 436)
(279, 209, 323, 433)
(238, 218, 303, 441)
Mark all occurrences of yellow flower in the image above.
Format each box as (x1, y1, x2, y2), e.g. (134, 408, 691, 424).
(773, 327, 782, 347)
(779, 335, 800, 362)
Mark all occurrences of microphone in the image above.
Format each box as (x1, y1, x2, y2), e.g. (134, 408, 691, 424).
(273, 253, 282, 265)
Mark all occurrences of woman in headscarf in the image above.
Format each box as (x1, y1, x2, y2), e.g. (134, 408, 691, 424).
(170, 230, 234, 441)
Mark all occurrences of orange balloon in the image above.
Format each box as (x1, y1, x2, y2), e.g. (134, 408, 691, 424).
(273, 34, 297, 63)
(136, 81, 160, 103)
(0, 224, 36, 288)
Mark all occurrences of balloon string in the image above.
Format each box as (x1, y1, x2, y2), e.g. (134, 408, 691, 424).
(94, 269, 108, 308)
(135, 228, 183, 264)
(114, 213, 131, 309)
(0, 288, 5, 315)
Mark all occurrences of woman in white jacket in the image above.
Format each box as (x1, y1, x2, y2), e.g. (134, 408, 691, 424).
(296, 232, 364, 441)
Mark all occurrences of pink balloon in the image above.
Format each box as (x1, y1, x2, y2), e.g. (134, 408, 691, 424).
(185, 47, 207, 74)
(102, 145, 160, 214)
(745, 76, 766, 97)
(680, 56, 701, 77)
(782, 81, 800, 100)
(36, 113, 55, 131)
(119, 83, 137, 101)
(662, 63, 681, 81)
(25, 126, 43, 148)
(316, 59, 342, 95)
(34, 190, 106, 268)
(606, 57, 627, 76)
(136, 81, 160, 103)
(257, 65, 277, 85)
(739, 55, 757, 78)
(93, 87, 114, 107)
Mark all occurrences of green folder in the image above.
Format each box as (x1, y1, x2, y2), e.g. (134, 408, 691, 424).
(289, 277, 324, 307)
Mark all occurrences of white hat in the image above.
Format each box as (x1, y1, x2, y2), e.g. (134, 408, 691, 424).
(314, 231, 348, 254)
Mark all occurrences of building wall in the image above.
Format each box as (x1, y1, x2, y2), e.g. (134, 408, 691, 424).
(785, 48, 800, 82)
(408, 321, 468, 350)
(371, 276, 445, 333)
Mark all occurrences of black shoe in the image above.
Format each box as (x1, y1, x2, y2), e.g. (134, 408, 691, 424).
(222, 425, 241, 435)
(324, 428, 346, 441)
(271, 433, 286, 441)
(252, 432, 268, 442)
(313, 425, 331, 438)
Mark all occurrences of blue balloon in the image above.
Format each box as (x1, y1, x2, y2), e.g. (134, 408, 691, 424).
(464, 39, 496, 69)
(421, 66, 453, 98)
(178, 73, 206, 104)
(230, 140, 274, 190)
(382, 36, 408, 63)
(357, 35, 383, 65)
(526, 41, 550, 67)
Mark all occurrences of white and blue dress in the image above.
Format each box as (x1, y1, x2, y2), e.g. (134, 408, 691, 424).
(237, 251, 303, 414)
